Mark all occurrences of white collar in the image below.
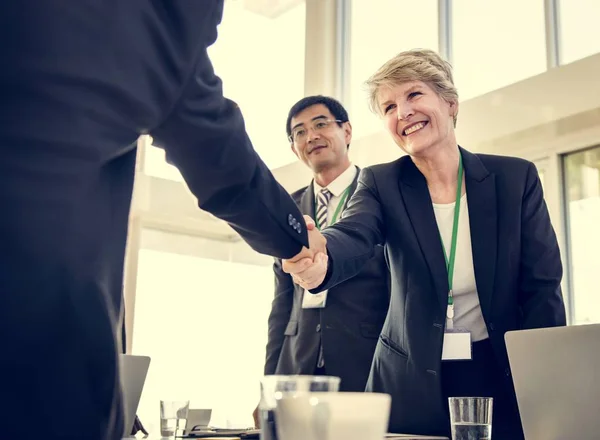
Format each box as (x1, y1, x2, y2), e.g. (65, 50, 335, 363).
(313, 164, 357, 198)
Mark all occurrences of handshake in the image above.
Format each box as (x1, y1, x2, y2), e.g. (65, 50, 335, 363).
(282, 215, 329, 290)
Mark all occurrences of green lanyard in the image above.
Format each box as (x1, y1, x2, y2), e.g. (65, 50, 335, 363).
(440, 154, 463, 326)
(314, 186, 351, 230)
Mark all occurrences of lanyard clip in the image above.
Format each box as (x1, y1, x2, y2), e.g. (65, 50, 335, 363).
(446, 305, 454, 331)
(446, 290, 454, 330)
(447, 290, 454, 320)
(446, 303, 455, 320)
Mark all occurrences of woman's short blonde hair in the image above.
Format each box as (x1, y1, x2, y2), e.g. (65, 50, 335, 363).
(365, 48, 459, 127)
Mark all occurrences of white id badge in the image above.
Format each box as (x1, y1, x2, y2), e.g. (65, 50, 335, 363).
(441, 329, 472, 361)
(302, 289, 328, 309)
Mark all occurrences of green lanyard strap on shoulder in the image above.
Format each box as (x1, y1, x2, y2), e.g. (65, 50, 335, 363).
(440, 153, 464, 306)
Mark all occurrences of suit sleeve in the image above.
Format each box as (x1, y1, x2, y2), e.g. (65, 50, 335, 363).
(264, 258, 295, 375)
(315, 168, 386, 292)
(149, 0, 307, 259)
(518, 163, 567, 328)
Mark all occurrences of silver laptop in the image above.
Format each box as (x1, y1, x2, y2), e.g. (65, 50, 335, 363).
(505, 324, 600, 440)
(119, 354, 151, 438)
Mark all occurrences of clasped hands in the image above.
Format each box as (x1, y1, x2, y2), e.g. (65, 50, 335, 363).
(282, 215, 328, 290)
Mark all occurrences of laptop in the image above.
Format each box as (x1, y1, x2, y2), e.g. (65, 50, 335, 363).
(505, 324, 600, 440)
(119, 354, 151, 438)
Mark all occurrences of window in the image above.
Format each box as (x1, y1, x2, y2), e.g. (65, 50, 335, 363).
(558, 0, 600, 64)
(348, 0, 439, 140)
(563, 146, 600, 324)
(132, 229, 274, 433)
(143, 0, 307, 179)
(452, 0, 547, 100)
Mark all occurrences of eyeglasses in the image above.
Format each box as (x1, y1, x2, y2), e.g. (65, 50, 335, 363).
(288, 119, 343, 144)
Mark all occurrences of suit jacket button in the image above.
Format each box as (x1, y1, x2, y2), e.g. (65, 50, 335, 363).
(288, 214, 294, 225)
(505, 368, 511, 377)
(489, 322, 495, 331)
(316, 324, 321, 333)
(297, 224, 302, 233)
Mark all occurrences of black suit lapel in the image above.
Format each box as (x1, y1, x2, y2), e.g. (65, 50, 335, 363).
(461, 148, 497, 319)
(397, 161, 449, 312)
(300, 183, 316, 218)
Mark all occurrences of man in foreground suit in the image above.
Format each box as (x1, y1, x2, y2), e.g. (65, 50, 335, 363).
(0, 2, 321, 439)
(255, 96, 389, 423)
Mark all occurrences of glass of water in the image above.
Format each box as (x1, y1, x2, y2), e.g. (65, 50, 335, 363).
(160, 399, 190, 438)
(448, 397, 493, 440)
(259, 375, 340, 440)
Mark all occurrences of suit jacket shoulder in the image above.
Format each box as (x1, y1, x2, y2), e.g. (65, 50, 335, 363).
(474, 152, 533, 174)
(468, 152, 540, 200)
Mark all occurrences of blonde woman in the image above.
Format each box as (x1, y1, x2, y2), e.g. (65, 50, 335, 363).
(283, 49, 565, 439)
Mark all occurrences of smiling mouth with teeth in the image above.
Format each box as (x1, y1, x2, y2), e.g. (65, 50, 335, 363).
(403, 121, 428, 136)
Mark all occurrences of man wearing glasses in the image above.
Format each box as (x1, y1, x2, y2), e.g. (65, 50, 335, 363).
(254, 96, 390, 425)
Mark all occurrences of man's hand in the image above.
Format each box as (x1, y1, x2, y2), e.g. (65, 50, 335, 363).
(287, 215, 327, 262)
(282, 216, 328, 290)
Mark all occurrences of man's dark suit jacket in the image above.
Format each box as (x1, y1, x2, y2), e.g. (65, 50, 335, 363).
(316, 148, 566, 436)
(265, 169, 390, 392)
(0, 2, 307, 439)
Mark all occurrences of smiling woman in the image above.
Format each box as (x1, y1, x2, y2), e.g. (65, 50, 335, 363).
(364, 50, 460, 188)
(374, 81, 457, 164)
(282, 49, 566, 440)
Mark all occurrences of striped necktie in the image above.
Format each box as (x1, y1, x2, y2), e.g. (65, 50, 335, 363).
(316, 188, 332, 228)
